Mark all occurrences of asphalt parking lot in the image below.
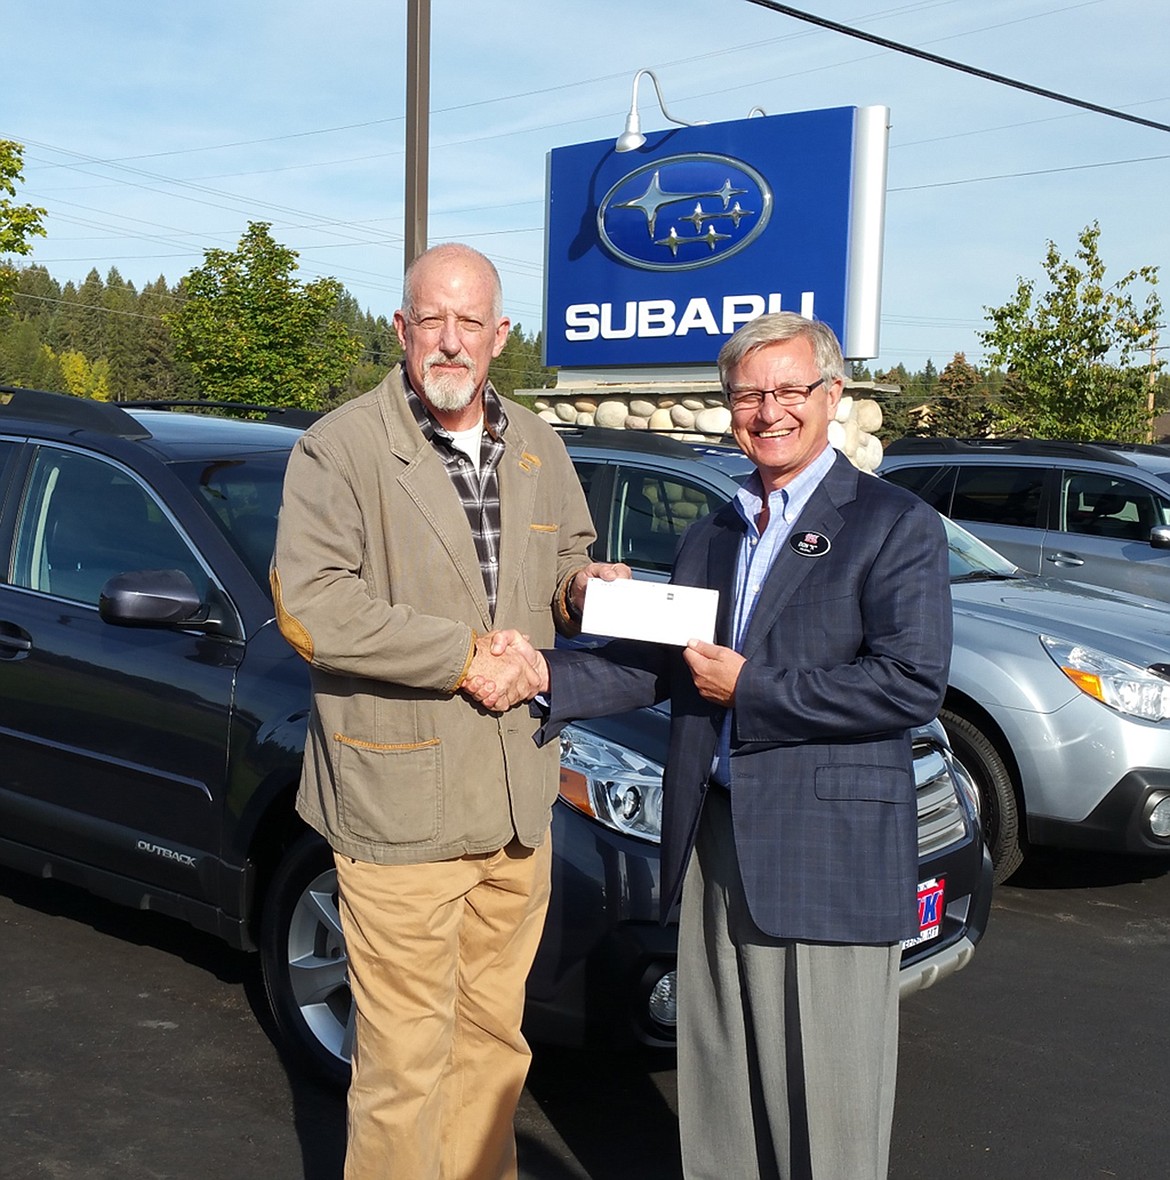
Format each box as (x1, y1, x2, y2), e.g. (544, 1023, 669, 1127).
(2, 846, 1167, 1180)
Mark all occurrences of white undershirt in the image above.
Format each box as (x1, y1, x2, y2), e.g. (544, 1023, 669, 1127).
(447, 419, 485, 474)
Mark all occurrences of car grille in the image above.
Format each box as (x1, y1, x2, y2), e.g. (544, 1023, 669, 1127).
(915, 746, 970, 856)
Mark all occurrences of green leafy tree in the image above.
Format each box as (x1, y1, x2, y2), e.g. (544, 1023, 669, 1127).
(980, 222, 1162, 441)
(0, 142, 47, 317)
(1154, 371, 1170, 417)
(167, 222, 361, 409)
(58, 349, 112, 400)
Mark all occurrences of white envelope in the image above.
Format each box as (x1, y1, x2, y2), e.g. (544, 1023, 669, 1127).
(580, 578, 719, 646)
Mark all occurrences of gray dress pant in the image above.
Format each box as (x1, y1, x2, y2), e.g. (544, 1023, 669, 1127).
(677, 787, 902, 1180)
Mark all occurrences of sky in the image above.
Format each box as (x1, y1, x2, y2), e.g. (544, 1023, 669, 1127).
(4, 0, 1168, 374)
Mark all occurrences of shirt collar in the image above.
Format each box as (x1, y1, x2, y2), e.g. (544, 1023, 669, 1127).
(733, 444, 836, 535)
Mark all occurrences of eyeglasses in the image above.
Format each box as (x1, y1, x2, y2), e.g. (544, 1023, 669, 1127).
(407, 313, 490, 336)
(728, 378, 826, 412)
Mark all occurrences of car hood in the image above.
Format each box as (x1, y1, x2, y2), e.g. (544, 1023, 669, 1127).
(952, 574, 1170, 666)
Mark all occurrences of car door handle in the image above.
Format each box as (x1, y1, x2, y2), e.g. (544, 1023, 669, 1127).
(1046, 552, 1085, 568)
(0, 623, 33, 655)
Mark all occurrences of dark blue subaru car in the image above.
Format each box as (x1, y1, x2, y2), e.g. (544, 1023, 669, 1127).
(0, 388, 991, 1084)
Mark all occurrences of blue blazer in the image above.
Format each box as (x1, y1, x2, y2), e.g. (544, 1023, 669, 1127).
(541, 453, 952, 944)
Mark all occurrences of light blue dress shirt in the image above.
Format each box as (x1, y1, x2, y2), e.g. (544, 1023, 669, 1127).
(711, 444, 837, 787)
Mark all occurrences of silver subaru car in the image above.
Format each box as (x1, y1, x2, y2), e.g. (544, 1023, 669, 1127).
(937, 521, 1170, 881)
(562, 428, 1170, 884)
(879, 437, 1170, 604)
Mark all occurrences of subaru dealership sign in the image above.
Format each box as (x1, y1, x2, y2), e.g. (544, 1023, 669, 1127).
(543, 105, 888, 368)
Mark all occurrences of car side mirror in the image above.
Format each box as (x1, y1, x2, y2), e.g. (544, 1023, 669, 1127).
(1149, 525, 1170, 551)
(99, 568, 226, 631)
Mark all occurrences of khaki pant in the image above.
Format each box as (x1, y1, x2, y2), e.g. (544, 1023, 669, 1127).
(335, 838, 552, 1180)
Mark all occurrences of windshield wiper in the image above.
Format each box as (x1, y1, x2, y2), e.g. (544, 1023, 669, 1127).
(951, 570, 1022, 584)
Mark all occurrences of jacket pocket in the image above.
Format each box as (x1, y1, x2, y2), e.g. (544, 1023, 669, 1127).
(333, 733, 442, 844)
(523, 523, 559, 609)
(814, 764, 908, 803)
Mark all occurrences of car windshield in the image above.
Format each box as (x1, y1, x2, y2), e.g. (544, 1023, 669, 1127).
(944, 517, 1020, 581)
(170, 451, 292, 590)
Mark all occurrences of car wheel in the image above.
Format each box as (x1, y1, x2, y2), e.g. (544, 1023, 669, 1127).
(940, 708, 1024, 885)
(260, 830, 353, 1087)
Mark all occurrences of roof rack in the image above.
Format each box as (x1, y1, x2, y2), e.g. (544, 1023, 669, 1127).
(883, 436, 1136, 465)
(0, 385, 152, 440)
(116, 400, 322, 429)
(1088, 440, 1170, 458)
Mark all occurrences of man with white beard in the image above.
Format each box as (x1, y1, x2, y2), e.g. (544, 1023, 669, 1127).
(271, 242, 628, 1179)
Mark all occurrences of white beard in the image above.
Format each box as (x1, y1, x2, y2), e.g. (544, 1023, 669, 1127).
(421, 354, 477, 411)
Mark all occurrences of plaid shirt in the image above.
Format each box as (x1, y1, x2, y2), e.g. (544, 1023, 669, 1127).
(404, 377, 508, 619)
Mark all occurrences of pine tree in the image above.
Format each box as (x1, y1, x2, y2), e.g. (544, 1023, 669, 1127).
(931, 352, 994, 437)
(0, 320, 63, 389)
(73, 269, 108, 360)
(102, 267, 141, 398)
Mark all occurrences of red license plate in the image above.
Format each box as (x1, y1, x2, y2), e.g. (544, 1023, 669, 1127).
(901, 877, 945, 949)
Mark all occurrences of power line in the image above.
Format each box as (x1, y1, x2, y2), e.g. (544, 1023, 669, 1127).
(11, 2, 1160, 292)
(892, 95, 1170, 152)
(12, 290, 170, 319)
(742, 1, 1170, 134)
(7, 1, 952, 170)
(6, 3, 1163, 360)
(4, 288, 551, 376)
(892, 152, 1170, 192)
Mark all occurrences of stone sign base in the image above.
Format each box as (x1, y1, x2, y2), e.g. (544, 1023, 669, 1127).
(521, 376, 888, 473)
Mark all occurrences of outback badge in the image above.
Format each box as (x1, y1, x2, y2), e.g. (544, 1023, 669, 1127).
(597, 152, 773, 272)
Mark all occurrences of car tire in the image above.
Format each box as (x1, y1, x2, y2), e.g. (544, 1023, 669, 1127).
(940, 708, 1024, 885)
(260, 830, 353, 1088)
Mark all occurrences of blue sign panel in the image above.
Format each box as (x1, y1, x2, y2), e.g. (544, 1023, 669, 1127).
(544, 106, 865, 368)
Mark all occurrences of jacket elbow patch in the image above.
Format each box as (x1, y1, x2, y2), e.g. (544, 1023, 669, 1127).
(557, 569, 584, 625)
(270, 568, 315, 662)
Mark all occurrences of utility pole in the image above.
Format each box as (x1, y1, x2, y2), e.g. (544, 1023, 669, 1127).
(1149, 334, 1159, 443)
(404, 0, 430, 274)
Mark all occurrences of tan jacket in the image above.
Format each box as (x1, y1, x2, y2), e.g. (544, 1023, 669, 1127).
(271, 368, 595, 864)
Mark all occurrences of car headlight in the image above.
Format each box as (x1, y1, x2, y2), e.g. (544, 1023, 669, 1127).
(1042, 636, 1170, 722)
(946, 750, 983, 824)
(558, 725, 665, 842)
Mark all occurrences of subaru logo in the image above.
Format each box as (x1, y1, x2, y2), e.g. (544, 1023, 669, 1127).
(597, 153, 773, 272)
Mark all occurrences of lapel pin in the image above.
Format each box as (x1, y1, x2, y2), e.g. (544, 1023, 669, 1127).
(789, 531, 831, 557)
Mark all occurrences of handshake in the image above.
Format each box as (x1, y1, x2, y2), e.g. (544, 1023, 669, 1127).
(460, 560, 632, 714)
(461, 630, 547, 713)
